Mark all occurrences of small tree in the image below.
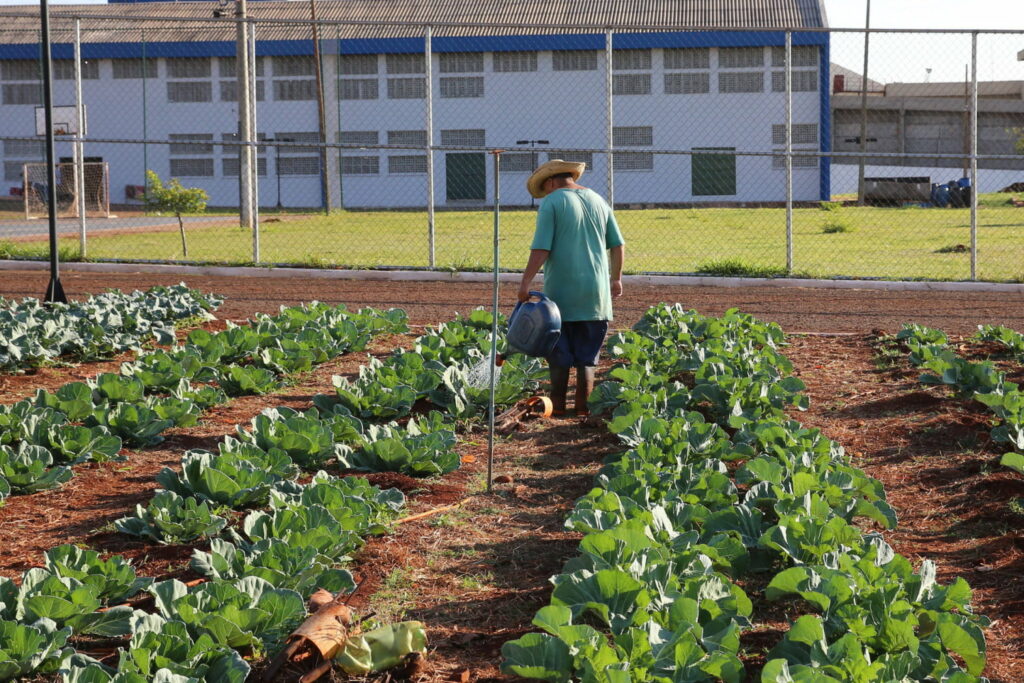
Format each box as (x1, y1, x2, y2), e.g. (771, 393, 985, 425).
(144, 170, 208, 258)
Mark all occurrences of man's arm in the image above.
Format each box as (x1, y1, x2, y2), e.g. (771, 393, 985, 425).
(609, 245, 625, 298)
(518, 249, 550, 302)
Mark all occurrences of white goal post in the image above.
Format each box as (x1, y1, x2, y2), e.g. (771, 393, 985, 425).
(23, 161, 110, 219)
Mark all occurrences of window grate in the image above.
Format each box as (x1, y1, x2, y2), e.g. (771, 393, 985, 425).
(547, 150, 593, 165)
(388, 155, 427, 174)
(2, 83, 41, 105)
(167, 58, 210, 79)
(439, 52, 484, 73)
(272, 56, 314, 77)
(338, 54, 378, 75)
(113, 59, 157, 79)
(440, 76, 484, 98)
(613, 49, 651, 71)
(771, 71, 818, 92)
(167, 81, 212, 103)
(1, 60, 38, 81)
(338, 78, 378, 100)
(771, 45, 819, 67)
(340, 156, 380, 175)
(339, 131, 379, 146)
(53, 60, 99, 80)
(386, 54, 425, 74)
(441, 129, 485, 147)
(718, 72, 763, 94)
(387, 77, 426, 99)
(169, 158, 214, 177)
(664, 72, 710, 95)
(493, 51, 537, 72)
(664, 48, 710, 70)
(274, 80, 316, 101)
(613, 126, 653, 147)
(718, 47, 764, 68)
(613, 152, 654, 171)
(771, 124, 818, 145)
(612, 74, 651, 96)
(500, 153, 535, 172)
(553, 50, 598, 71)
(388, 130, 428, 147)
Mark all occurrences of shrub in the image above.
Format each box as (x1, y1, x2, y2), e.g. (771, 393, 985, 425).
(695, 259, 789, 278)
(822, 220, 852, 234)
(819, 201, 843, 212)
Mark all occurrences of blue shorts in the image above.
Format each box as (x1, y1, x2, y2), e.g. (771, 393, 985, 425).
(548, 321, 609, 367)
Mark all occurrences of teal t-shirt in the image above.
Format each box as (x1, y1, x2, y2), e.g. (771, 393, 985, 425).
(530, 187, 625, 322)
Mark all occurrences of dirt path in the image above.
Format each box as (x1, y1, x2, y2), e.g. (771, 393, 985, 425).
(786, 334, 1024, 682)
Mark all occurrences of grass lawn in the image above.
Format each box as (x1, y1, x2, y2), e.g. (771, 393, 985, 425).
(2, 193, 1023, 281)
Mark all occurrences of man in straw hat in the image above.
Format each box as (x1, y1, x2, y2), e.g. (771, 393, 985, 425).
(517, 159, 625, 416)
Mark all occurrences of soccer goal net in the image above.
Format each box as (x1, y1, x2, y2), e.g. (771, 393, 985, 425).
(23, 161, 110, 219)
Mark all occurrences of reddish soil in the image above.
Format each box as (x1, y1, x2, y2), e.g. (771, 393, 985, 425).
(1, 271, 1023, 681)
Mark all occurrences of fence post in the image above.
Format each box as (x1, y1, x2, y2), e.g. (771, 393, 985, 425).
(425, 26, 436, 268)
(73, 17, 86, 258)
(236, 0, 254, 232)
(249, 20, 260, 263)
(605, 29, 614, 205)
(970, 31, 978, 281)
(785, 31, 793, 273)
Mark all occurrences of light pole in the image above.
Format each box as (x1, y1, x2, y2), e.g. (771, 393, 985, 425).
(516, 139, 549, 207)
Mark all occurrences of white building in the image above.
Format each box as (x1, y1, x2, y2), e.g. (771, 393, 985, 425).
(0, 0, 832, 209)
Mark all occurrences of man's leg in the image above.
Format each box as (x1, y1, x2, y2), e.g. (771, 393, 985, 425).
(574, 366, 596, 416)
(547, 328, 575, 416)
(570, 321, 609, 416)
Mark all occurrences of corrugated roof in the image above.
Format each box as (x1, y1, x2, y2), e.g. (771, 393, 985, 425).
(0, 0, 828, 46)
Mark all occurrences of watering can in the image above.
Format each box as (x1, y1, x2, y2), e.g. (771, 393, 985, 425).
(495, 291, 561, 366)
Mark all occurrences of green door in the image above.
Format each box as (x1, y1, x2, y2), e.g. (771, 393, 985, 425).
(446, 153, 486, 201)
(691, 148, 736, 196)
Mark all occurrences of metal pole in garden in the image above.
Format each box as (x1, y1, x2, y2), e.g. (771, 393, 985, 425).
(969, 31, 978, 281)
(785, 31, 793, 273)
(605, 29, 614, 206)
(40, 0, 66, 303)
(486, 149, 502, 494)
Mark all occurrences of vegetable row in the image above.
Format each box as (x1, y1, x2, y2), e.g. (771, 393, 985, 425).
(898, 323, 1024, 478)
(0, 308, 539, 681)
(1, 284, 221, 373)
(502, 305, 989, 683)
(0, 303, 407, 502)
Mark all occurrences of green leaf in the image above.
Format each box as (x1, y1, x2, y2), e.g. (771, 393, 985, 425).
(500, 633, 573, 683)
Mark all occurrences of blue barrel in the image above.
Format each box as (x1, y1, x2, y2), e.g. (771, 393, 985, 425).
(506, 291, 562, 358)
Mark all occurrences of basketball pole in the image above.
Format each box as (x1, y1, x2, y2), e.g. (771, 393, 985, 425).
(40, 0, 67, 304)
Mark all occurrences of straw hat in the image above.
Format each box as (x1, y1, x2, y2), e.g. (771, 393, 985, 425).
(526, 159, 586, 199)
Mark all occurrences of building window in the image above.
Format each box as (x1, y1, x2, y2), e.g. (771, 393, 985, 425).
(439, 52, 484, 73)
(340, 156, 379, 174)
(167, 81, 212, 103)
(113, 59, 157, 79)
(1, 60, 38, 81)
(614, 152, 654, 171)
(274, 80, 316, 101)
(441, 129, 485, 147)
(219, 56, 265, 78)
(338, 79, 378, 100)
(612, 49, 651, 71)
(500, 153, 534, 172)
(771, 45, 819, 67)
(169, 158, 214, 177)
(388, 155, 427, 174)
(277, 157, 320, 176)
(272, 56, 314, 76)
(718, 47, 763, 68)
(339, 131, 379, 146)
(548, 150, 593, 165)
(772, 152, 818, 169)
(53, 60, 99, 80)
(771, 71, 818, 92)
(440, 76, 484, 98)
(613, 126, 653, 147)
(220, 80, 266, 102)
(385, 54, 425, 74)
(167, 58, 211, 79)
(664, 48, 710, 70)
(771, 123, 818, 145)
(388, 130, 428, 147)
(665, 72, 710, 94)
(169, 135, 215, 178)
(387, 77, 425, 99)
(2, 84, 41, 105)
(3, 139, 43, 181)
(552, 50, 598, 72)
(276, 132, 320, 176)
(493, 51, 537, 72)
(612, 74, 650, 96)
(339, 54, 378, 75)
(718, 72, 763, 93)
(220, 132, 267, 177)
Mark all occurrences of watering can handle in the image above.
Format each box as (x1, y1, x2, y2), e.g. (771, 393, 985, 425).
(510, 291, 547, 319)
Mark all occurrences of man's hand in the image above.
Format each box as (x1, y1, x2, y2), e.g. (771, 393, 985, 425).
(610, 278, 623, 298)
(517, 284, 532, 302)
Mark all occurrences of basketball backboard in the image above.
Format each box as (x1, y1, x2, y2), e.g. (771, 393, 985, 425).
(35, 105, 86, 136)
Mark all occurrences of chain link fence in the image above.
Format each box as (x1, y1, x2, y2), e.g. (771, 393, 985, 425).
(0, 10, 1022, 281)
